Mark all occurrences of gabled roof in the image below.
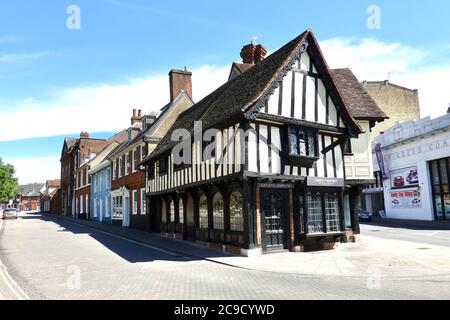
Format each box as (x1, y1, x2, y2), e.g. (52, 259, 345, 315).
(46, 179, 61, 188)
(331, 68, 388, 120)
(145, 29, 363, 162)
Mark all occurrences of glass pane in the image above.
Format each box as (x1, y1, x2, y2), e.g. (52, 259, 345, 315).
(170, 201, 175, 222)
(431, 161, 440, 186)
(344, 194, 352, 228)
(289, 128, 298, 155)
(444, 193, 450, 219)
(307, 134, 315, 156)
(199, 195, 208, 228)
(325, 193, 340, 232)
(307, 192, 323, 233)
(229, 192, 244, 232)
(440, 159, 448, 185)
(434, 195, 443, 219)
(298, 130, 307, 156)
(178, 199, 184, 224)
(213, 193, 224, 230)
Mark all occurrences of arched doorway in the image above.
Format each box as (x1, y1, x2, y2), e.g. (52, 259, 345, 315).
(185, 195, 195, 240)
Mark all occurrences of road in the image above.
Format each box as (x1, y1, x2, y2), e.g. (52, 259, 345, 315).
(0, 213, 449, 300)
(360, 222, 450, 248)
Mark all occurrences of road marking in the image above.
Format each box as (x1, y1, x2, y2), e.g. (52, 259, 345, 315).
(0, 220, 30, 300)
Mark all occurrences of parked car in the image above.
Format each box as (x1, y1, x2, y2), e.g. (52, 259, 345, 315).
(393, 176, 405, 187)
(3, 208, 18, 219)
(357, 210, 372, 222)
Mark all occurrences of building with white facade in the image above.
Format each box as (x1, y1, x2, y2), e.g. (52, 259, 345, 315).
(371, 112, 450, 221)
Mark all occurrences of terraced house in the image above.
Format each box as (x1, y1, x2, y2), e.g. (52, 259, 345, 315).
(142, 29, 386, 255)
(108, 69, 194, 230)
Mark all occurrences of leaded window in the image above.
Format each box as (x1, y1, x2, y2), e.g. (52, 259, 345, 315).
(325, 193, 340, 232)
(199, 194, 208, 229)
(169, 200, 175, 222)
(213, 193, 224, 230)
(288, 126, 317, 157)
(306, 192, 323, 233)
(178, 199, 184, 224)
(229, 191, 244, 232)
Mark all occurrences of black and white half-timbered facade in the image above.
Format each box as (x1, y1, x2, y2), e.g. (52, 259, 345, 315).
(142, 29, 380, 255)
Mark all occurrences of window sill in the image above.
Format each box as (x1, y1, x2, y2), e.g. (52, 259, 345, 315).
(286, 154, 319, 168)
(305, 231, 345, 238)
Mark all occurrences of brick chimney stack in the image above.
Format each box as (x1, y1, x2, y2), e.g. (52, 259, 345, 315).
(169, 68, 192, 102)
(240, 43, 256, 64)
(254, 44, 267, 63)
(131, 109, 143, 126)
(80, 131, 89, 139)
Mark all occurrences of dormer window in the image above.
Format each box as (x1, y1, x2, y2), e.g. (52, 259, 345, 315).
(286, 126, 318, 167)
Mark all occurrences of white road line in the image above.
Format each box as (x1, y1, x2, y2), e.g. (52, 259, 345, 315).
(0, 220, 30, 300)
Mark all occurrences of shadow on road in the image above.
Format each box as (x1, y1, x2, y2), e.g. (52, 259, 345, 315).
(34, 214, 232, 264)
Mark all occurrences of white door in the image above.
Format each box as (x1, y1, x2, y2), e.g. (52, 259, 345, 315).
(122, 196, 130, 227)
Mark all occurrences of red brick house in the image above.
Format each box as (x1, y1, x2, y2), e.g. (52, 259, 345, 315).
(60, 138, 77, 216)
(19, 183, 44, 211)
(73, 132, 111, 219)
(109, 69, 194, 230)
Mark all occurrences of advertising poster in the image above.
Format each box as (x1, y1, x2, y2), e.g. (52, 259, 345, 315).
(390, 166, 419, 189)
(390, 190, 421, 209)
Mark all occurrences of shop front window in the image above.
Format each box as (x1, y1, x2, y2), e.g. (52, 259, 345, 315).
(229, 191, 244, 232)
(306, 192, 323, 234)
(325, 193, 340, 232)
(212, 193, 224, 230)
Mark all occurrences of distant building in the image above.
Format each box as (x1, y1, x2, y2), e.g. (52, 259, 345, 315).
(40, 179, 61, 214)
(19, 183, 44, 211)
(362, 80, 420, 139)
(371, 112, 450, 221)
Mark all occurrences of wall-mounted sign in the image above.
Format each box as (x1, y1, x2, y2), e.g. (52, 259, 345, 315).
(258, 183, 293, 189)
(306, 177, 344, 187)
(375, 144, 388, 180)
(390, 189, 421, 209)
(390, 166, 419, 189)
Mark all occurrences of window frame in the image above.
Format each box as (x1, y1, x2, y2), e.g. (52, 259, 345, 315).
(285, 125, 319, 168)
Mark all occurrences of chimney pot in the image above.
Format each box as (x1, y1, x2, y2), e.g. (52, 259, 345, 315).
(80, 131, 89, 139)
(138, 109, 142, 118)
(254, 44, 267, 63)
(169, 69, 192, 102)
(240, 43, 256, 64)
(447, 103, 450, 114)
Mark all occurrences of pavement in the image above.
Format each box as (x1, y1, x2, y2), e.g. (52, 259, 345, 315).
(0, 212, 449, 299)
(45, 213, 450, 277)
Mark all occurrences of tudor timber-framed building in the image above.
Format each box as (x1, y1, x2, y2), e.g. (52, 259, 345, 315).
(142, 29, 377, 255)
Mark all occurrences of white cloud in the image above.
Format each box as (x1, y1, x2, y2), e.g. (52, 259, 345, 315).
(0, 51, 50, 63)
(0, 64, 230, 142)
(2, 36, 450, 184)
(319, 37, 450, 118)
(3, 156, 60, 185)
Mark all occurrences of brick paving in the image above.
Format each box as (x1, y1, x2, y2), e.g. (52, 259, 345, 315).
(0, 213, 449, 300)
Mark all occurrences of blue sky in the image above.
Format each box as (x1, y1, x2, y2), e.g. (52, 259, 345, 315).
(0, 0, 449, 183)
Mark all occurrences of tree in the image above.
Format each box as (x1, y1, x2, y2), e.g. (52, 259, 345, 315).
(0, 158, 19, 201)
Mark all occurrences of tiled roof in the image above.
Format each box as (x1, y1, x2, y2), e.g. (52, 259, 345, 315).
(331, 68, 388, 120)
(46, 179, 61, 188)
(146, 29, 363, 161)
(19, 183, 44, 197)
